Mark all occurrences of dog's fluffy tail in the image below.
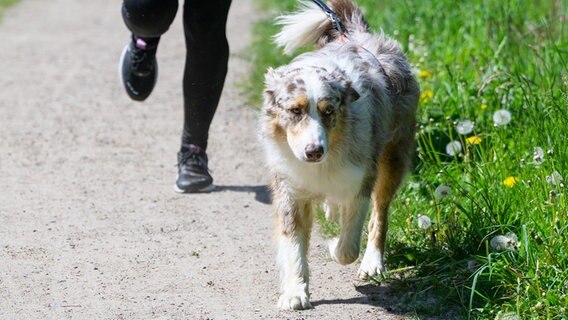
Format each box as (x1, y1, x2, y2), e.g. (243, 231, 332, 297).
(274, 0, 369, 55)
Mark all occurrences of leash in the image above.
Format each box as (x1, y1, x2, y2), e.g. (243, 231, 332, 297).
(310, 0, 346, 36)
(309, 0, 393, 93)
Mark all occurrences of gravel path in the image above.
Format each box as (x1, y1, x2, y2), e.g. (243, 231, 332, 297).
(0, 1, 407, 318)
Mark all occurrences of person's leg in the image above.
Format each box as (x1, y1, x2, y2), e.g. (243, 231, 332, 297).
(120, 0, 178, 101)
(175, 0, 232, 193)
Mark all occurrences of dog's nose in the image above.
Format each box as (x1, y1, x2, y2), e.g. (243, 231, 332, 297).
(305, 144, 324, 162)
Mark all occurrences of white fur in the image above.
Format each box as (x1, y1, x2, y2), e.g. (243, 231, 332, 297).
(328, 197, 369, 265)
(358, 239, 386, 279)
(276, 235, 312, 310)
(274, 1, 329, 55)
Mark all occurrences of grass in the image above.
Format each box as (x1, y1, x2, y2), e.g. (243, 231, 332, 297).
(0, 0, 18, 21)
(247, 0, 567, 318)
(0, 0, 18, 10)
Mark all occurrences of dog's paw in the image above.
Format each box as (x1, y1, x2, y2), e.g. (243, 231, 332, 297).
(278, 292, 312, 310)
(328, 238, 358, 265)
(323, 202, 338, 222)
(358, 247, 386, 280)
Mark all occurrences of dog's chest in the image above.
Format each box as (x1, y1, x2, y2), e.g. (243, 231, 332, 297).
(283, 160, 366, 200)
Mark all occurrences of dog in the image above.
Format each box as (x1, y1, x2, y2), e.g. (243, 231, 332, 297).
(259, 0, 419, 310)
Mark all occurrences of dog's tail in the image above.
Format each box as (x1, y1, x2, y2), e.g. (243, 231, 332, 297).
(274, 0, 369, 55)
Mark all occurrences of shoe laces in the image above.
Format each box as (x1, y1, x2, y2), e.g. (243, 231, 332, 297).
(131, 38, 155, 76)
(178, 144, 210, 173)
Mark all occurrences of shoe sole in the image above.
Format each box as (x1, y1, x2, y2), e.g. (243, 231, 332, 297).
(173, 183, 216, 194)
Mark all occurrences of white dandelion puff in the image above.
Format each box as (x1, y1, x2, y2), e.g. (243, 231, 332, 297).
(417, 215, 432, 229)
(455, 119, 474, 135)
(546, 170, 563, 185)
(495, 311, 521, 320)
(434, 185, 452, 198)
(490, 232, 519, 251)
(446, 141, 462, 156)
(493, 109, 512, 126)
(533, 147, 544, 165)
(466, 260, 479, 270)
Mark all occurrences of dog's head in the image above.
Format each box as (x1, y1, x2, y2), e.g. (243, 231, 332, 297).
(262, 66, 359, 163)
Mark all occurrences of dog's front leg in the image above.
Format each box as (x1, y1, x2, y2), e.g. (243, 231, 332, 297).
(273, 180, 313, 310)
(328, 196, 369, 265)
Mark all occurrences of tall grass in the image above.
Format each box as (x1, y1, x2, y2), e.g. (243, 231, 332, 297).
(247, 0, 567, 318)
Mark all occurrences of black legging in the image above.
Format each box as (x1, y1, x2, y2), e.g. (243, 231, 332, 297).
(122, 0, 232, 151)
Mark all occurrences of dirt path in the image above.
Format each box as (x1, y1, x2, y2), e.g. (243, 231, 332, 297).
(0, 1, 407, 319)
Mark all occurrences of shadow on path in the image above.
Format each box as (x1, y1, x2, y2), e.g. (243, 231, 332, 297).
(213, 184, 271, 204)
(311, 284, 406, 316)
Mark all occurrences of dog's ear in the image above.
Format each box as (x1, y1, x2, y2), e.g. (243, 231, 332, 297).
(263, 67, 281, 104)
(332, 79, 360, 104)
(343, 81, 360, 103)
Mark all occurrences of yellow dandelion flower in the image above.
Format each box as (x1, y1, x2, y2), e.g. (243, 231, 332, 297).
(420, 89, 433, 103)
(418, 70, 432, 79)
(466, 135, 482, 145)
(480, 103, 488, 110)
(503, 176, 519, 188)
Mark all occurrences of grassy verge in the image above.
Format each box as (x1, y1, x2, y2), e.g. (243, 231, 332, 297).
(0, 0, 18, 10)
(247, 0, 567, 319)
(0, 0, 18, 22)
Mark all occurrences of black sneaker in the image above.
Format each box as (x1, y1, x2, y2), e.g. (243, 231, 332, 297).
(174, 144, 215, 193)
(119, 35, 158, 101)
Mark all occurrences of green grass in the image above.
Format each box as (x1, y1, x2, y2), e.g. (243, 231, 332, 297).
(0, 0, 18, 20)
(247, 0, 567, 319)
(0, 0, 18, 10)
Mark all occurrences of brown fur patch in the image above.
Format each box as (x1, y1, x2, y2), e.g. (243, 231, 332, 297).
(291, 95, 309, 113)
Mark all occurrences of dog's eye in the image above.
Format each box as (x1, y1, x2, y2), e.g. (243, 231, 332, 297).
(323, 108, 335, 116)
(289, 107, 302, 115)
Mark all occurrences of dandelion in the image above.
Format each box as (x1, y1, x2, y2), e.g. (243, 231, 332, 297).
(546, 170, 563, 185)
(493, 109, 512, 126)
(490, 232, 519, 251)
(418, 70, 432, 79)
(495, 311, 521, 320)
(420, 89, 433, 103)
(466, 135, 482, 145)
(417, 215, 432, 229)
(480, 103, 488, 110)
(445, 140, 462, 156)
(533, 147, 544, 165)
(455, 119, 474, 135)
(466, 260, 479, 270)
(434, 185, 452, 198)
(503, 176, 519, 188)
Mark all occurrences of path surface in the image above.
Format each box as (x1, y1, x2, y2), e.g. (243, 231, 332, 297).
(0, 1, 407, 319)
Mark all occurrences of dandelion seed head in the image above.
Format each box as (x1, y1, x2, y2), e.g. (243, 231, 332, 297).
(445, 141, 462, 156)
(546, 170, 563, 185)
(466, 260, 479, 270)
(456, 119, 474, 135)
(434, 185, 452, 198)
(533, 147, 544, 165)
(495, 311, 521, 320)
(490, 232, 519, 251)
(493, 109, 512, 126)
(417, 215, 432, 229)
